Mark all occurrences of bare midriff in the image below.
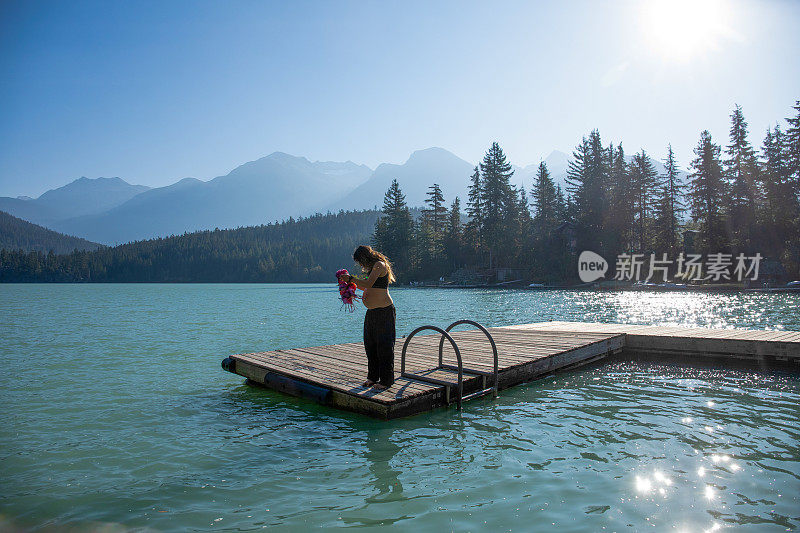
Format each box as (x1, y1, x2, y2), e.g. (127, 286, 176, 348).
(362, 287, 393, 309)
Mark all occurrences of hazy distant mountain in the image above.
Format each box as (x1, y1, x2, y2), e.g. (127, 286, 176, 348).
(37, 177, 150, 217)
(54, 153, 372, 244)
(0, 197, 60, 227)
(0, 210, 102, 254)
(515, 150, 572, 192)
(332, 148, 578, 212)
(3, 146, 692, 247)
(328, 147, 475, 210)
(0, 177, 150, 227)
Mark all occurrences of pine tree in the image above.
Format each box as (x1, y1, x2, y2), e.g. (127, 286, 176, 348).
(444, 197, 463, 268)
(607, 143, 634, 255)
(628, 150, 659, 252)
(566, 136, 588, 201)
(531, 161, 559, 232)
(410, 216, 434, 276)
(420, 183, 448, 261)
(466, 166, 483, 222)
(566, 130, 610, 253)
(785, 100, 800, 196)
(385, 180, 409, 212)
(724, 104, 761, 253)
(479, 142, 515, 267)
(465, 165, 483, 254)
(529, 161, 563, 277)
(373, 179, 413, 275)
(555, 184, 568, 221)
(760, 125, 800, 266)
(518, 187, 531, 223)
(512, 186, 532, 265)
(423, 183, 448, 237)
(653, 144, 685, 255)
(688, 130, 728, 253)
(781, 101, 800, 278)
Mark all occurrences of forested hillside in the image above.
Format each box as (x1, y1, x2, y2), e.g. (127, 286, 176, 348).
(0, 210, 378, 282)
(0, 211, 102, 254)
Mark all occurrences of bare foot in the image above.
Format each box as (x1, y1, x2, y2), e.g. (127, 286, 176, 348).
(362, 380, 375, 387)
(372, 383, 389, 391)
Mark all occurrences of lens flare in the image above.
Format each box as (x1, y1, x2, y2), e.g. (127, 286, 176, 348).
(641, 0, 736, 62)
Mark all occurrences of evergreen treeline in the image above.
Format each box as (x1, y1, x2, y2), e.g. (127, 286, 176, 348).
(0, 211, 378, 282)
(3, 102, 799, 284)
(0, 211, 102, 254)
(373, 102, 800, 282)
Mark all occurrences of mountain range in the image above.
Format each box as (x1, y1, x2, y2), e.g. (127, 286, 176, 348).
(0, 147, 684, 246)
(53, 155, 372, 244)
(0, 177, 150, 228)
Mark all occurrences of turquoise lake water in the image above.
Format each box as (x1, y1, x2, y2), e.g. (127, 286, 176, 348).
(1, 284, 798, 531)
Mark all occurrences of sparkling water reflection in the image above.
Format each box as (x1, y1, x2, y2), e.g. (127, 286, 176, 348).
(0, 284, 798, 531)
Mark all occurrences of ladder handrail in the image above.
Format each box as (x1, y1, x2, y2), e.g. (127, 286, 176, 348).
(438, 320, 499, 398)
(401, 325, 464, 409)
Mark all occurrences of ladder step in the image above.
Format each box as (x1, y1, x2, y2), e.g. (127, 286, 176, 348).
(440, 363, 495, 377)
(401, 372, 456, 387)
(461, 388, 495, 402)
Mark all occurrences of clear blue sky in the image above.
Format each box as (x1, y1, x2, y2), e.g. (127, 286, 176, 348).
(1, 0, 798, 197)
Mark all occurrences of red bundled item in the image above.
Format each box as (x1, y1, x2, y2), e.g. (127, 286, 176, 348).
(335, 269, 360, 312)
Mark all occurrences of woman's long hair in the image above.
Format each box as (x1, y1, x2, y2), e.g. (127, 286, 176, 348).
(353, 245, 396, 284)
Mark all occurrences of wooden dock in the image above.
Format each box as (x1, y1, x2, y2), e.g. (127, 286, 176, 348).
(509, 321, 800, 364)
(222, 321, 799, 419)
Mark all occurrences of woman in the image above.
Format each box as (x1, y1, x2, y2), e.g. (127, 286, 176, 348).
(341, 245, 396, 390)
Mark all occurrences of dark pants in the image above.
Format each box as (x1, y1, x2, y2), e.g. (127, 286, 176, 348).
(363, 304, 396, 386)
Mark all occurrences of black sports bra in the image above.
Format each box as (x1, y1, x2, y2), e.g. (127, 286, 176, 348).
(370, 270, 389, 289)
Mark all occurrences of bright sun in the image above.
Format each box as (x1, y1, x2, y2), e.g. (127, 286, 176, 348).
(642, 0, 734, 62)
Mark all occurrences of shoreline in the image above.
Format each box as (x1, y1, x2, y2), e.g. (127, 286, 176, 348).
(406, 283, 800, 293)
(1, 280, 799, 293)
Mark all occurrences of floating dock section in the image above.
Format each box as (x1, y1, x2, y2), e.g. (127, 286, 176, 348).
(513, 321, 800, 365)
(222, 321, 799, 419)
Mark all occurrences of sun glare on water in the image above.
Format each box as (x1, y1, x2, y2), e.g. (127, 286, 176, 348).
(642, 0, 735, 62)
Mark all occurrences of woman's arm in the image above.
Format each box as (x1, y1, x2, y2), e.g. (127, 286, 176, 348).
(350, 262, 385, 290)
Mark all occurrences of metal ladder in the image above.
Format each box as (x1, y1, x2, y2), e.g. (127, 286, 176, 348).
(400, 320, 499, 410)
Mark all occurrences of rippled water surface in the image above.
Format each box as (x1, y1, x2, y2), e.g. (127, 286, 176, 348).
(1, 284, 798, 531)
